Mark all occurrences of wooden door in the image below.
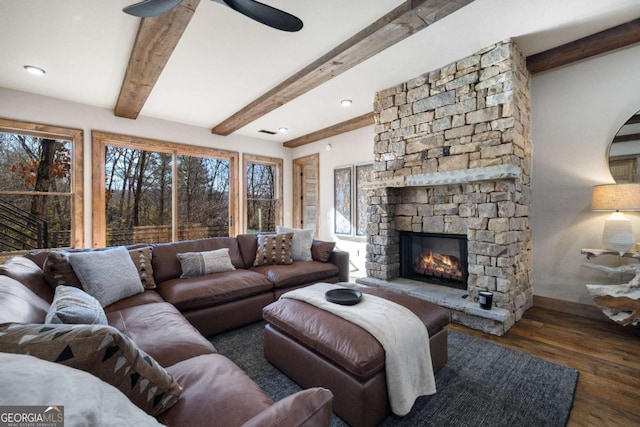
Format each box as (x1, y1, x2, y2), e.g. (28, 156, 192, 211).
(292, 154, 319, 234)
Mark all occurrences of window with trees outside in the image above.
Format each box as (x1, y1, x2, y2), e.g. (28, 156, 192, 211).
(243, 154, 283, 233)
(92, 132, 238, 247)
(0, 119, 83, 254)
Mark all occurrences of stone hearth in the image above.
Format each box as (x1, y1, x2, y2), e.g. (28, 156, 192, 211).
(360, 40, 532, 335)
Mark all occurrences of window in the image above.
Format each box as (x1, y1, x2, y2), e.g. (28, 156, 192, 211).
(0, 119, 83, 253)
(92, 132, 238, 247)
(243, 154, 283, 233)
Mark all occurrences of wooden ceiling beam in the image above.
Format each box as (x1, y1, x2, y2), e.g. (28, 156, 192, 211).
(283, 112, 375, 148)
(527, 17, 640, 75)
(212, 0, 474, 135)
(114, 0, 201, 119)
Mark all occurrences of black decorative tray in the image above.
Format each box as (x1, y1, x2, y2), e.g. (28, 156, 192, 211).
(325, 288, 362, 306)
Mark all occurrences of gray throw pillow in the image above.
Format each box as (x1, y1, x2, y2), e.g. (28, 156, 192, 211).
(177, 248, 236, 278)
(276, 226, 314, 261)
(68, 246, 144, 307)
(45, 285, 108, 325)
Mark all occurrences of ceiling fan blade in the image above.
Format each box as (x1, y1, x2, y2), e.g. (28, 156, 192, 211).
(123, 0, 184, 17)
(215, 0, 303, 32)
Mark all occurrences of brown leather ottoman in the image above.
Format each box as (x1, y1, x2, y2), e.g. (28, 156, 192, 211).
(262, 283, 450, 427)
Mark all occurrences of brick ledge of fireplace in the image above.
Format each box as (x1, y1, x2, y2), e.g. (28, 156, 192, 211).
(355, 277, 514, 336)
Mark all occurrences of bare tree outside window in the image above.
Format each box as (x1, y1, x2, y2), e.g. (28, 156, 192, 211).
(0, 120, 83, 253)
(92, 131, 237, 247)
(178, 155, 230, 239)
(104, 146, 173, 246)
(243, 154, 283, 233)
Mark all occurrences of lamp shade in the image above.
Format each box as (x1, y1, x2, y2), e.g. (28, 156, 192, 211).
(591, 183, 640, 211)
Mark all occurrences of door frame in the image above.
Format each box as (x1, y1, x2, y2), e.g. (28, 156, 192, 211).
(292, 153, 320, 235)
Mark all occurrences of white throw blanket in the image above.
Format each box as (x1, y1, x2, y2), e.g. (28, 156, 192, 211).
(282, 283, 436, 416)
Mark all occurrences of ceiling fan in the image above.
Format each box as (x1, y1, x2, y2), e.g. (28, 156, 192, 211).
(123, 0, 303, 32)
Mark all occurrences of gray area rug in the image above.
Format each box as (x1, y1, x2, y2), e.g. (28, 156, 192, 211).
(210, 322, 578, 427)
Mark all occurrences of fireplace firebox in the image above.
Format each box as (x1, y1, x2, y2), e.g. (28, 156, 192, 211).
(399, 231, 468, 290)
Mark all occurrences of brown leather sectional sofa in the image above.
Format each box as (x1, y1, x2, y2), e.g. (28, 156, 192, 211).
(0, 234, 349, 426)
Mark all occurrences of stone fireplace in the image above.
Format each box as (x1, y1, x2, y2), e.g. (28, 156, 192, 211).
(358, 40, 532, 335)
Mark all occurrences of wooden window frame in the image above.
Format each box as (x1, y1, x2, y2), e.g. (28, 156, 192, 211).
(242, 153, 283, 233)
(0, 118, 84, 252)
(91, 131, 239, 247)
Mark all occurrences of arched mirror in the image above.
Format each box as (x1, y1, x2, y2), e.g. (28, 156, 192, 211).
(609, 110, 640, 183)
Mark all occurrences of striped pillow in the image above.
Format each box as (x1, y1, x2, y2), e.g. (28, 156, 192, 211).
(45, 285, 107, 325)
(177, 248, 236, 278)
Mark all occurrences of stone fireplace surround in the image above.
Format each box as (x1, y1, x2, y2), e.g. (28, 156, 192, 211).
(357, 40, 533, 335)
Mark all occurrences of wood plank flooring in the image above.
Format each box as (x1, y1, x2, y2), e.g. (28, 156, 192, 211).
(447, 306, 640, 426)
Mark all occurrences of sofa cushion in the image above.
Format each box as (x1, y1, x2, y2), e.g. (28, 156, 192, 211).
(177, 248, 235, 278)
(242, 387, 334, 427)
(43, 250, 83, 289)
(253, 233, 294, 266)
(159, 354, 274, 426)
(0, 275, 50, 324)
(69, 247, 144, 307)
(106, 302, 216, 367)
(276, 226, 313, 261)
(251, 261, 339, 288)
(0, 256, 53, 302)
(156, 270, 273, 312)
(45, 285, 108, 325)
(311, 240, 336, 262)
(0, 323, 182, 416)
(129, 246, 156, 289)
(152, 237, 245, 283)
(104, 289, 165, 313)
(0, 352, 165, 427)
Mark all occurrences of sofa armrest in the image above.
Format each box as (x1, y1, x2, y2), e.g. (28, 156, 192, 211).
(329, 250, 349, 283)
(241, 387, 333, 427)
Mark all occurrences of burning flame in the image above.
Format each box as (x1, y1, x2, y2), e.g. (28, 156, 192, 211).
(421, 251, 456, 271)
(415, 250, 463, 281)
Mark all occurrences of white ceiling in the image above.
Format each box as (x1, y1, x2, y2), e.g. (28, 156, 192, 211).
(1, 0, 640, 144)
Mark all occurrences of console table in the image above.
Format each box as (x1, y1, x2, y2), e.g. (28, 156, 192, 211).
(581, 249, 640, 326)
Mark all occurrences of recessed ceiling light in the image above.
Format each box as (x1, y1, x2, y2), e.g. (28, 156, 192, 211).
(278, 127, 288, 133)
(23, 65, 46, 75)
(340, 99, 353, 107)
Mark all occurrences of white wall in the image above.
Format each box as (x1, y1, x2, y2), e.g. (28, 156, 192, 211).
(530, 44, 640, 304)
(0, 88, 293, 244)
(292, 126, 375, 274)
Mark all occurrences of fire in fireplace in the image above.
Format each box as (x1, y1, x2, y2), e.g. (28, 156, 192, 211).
(399, 232, 468, 290)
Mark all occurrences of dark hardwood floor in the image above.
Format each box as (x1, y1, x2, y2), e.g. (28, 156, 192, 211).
(447, 306, 640, 426)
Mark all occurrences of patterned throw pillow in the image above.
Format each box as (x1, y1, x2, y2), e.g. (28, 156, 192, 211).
(129, 247, 156, 289)
(253, 233, 294, 266)
(177, 248, 236, 278)
(43, 251, 83, 289)
(276, 226, 314, 261)
(0, 323, 182, 416)
(45, 285, 108, 325)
